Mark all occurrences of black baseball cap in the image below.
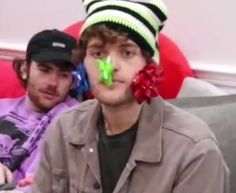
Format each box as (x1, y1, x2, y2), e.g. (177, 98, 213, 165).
(26, 29, 77, 64)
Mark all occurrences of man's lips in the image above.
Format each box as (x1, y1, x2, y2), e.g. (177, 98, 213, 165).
(113, 78, 124, 83)
(40, 90, 58, 99)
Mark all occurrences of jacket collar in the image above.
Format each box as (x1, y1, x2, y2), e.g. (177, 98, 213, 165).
(131, 97, 163, 163)
(66, 99, 101, 146)
(67, 97, 164, 163)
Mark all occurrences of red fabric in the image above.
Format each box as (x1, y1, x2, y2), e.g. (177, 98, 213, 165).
(64, 21, 84, 40)
(158, 34, 194, 98)
(0, 60, 26, 98)
(64, 21, 194, 99)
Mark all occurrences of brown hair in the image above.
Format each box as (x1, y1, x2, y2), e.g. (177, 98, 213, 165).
(77, 24, 153, 64)
(12, 58, 29, 88)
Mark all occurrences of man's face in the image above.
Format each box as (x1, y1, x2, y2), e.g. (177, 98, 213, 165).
(84, 37, 146, 107)
(26, 61, 73, 112)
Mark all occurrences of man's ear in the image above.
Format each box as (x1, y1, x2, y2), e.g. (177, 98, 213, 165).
(70, 79, 75, 89)
(20, 62, 28, 80)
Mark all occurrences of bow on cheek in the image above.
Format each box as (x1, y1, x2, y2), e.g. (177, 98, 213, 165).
(96, 57, 114, 86)
(131, 63, 162, 104)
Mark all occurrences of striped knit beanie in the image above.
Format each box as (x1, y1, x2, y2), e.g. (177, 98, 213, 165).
(80, 0, 168, 64)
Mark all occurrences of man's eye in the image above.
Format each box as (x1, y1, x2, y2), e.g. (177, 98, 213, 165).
(92, 51, 104, 58)
(87, 49, 106, 59)
(61, 73, 71, 78)
(39, 68, 49, 73)
(122, 50, 135, 58)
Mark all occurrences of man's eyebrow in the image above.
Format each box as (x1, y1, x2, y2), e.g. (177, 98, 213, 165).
(37, 63, 51, 69)
(119, 42, 138, 48)
(57, 65, 74, 72)
(87, 42, 103, 49)
(37, 63, 73, 72)
(60, 68, 72, 73)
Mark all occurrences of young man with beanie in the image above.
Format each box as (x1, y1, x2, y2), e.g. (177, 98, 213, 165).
(31, 1, 229, 193)
(0, 29, 79, 191)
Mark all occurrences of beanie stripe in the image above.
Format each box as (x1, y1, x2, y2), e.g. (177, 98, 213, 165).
(86, 0, 165, 32)
(82, 10, 157, 50)
(88, 5, 156, 35)
(83, 0, 99, 13)
(139, 2, 167, 23)
(81, 0, 168, 63)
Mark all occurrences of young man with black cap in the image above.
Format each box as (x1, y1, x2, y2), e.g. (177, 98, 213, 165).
(0, 29, 78, 191)
(31, 1, 229, 193)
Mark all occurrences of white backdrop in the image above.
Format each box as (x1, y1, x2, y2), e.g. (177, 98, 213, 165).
(0, 0, 236, 68)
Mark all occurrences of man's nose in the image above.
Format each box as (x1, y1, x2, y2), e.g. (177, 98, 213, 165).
(109, 54, 120, 70)
(48, 73, 59, 86)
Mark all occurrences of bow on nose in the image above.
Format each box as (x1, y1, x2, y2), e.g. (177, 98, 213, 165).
(96, 56, 114, 87)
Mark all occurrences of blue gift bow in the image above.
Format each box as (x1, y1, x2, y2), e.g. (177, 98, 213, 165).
(72, 64, 90, 95)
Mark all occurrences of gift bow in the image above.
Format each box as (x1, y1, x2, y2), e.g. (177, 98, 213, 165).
(97, 57, 114, 86)
(72, 64, 90, 95)
(131, 63, 162, 104)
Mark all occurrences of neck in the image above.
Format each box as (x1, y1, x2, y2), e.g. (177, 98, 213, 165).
(101, 101, 143, 135)
(25, 95, 47, 113)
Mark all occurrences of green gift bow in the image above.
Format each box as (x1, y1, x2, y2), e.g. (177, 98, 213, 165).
(96, 57, 114, 86)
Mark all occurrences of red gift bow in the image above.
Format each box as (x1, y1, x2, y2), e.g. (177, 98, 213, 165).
(131, 63, 162, 104)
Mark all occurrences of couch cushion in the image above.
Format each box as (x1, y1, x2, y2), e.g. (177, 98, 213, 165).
(177, 77, 225, 98)
(168, 94, 236, 193)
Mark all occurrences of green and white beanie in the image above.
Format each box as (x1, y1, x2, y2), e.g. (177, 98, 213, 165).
(80, 0, 168, 64)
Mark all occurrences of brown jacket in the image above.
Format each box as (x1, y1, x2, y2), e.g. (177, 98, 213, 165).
(31, 97, 229, 193)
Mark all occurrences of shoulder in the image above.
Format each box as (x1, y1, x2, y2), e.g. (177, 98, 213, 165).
(49, 97, 79, 119)
(162, 100, 217, 144)
(160, 100, 228, 174)
(63, 97, 79, 108)
(61, 99, 98, 118)
(0, 97, 23, 116)
(0, 97, 22, 106)
(59, 99, 98, 128)
(46, 99, 98, 136)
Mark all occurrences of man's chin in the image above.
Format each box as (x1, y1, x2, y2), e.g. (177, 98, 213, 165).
(97, 95, 132, 107)
(93, 88, 134, 107)
(36, 100, 59, 112)
(99, 99, 123, 107)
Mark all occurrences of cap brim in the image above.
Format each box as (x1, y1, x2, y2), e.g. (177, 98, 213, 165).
(31, 51, 73, 64)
